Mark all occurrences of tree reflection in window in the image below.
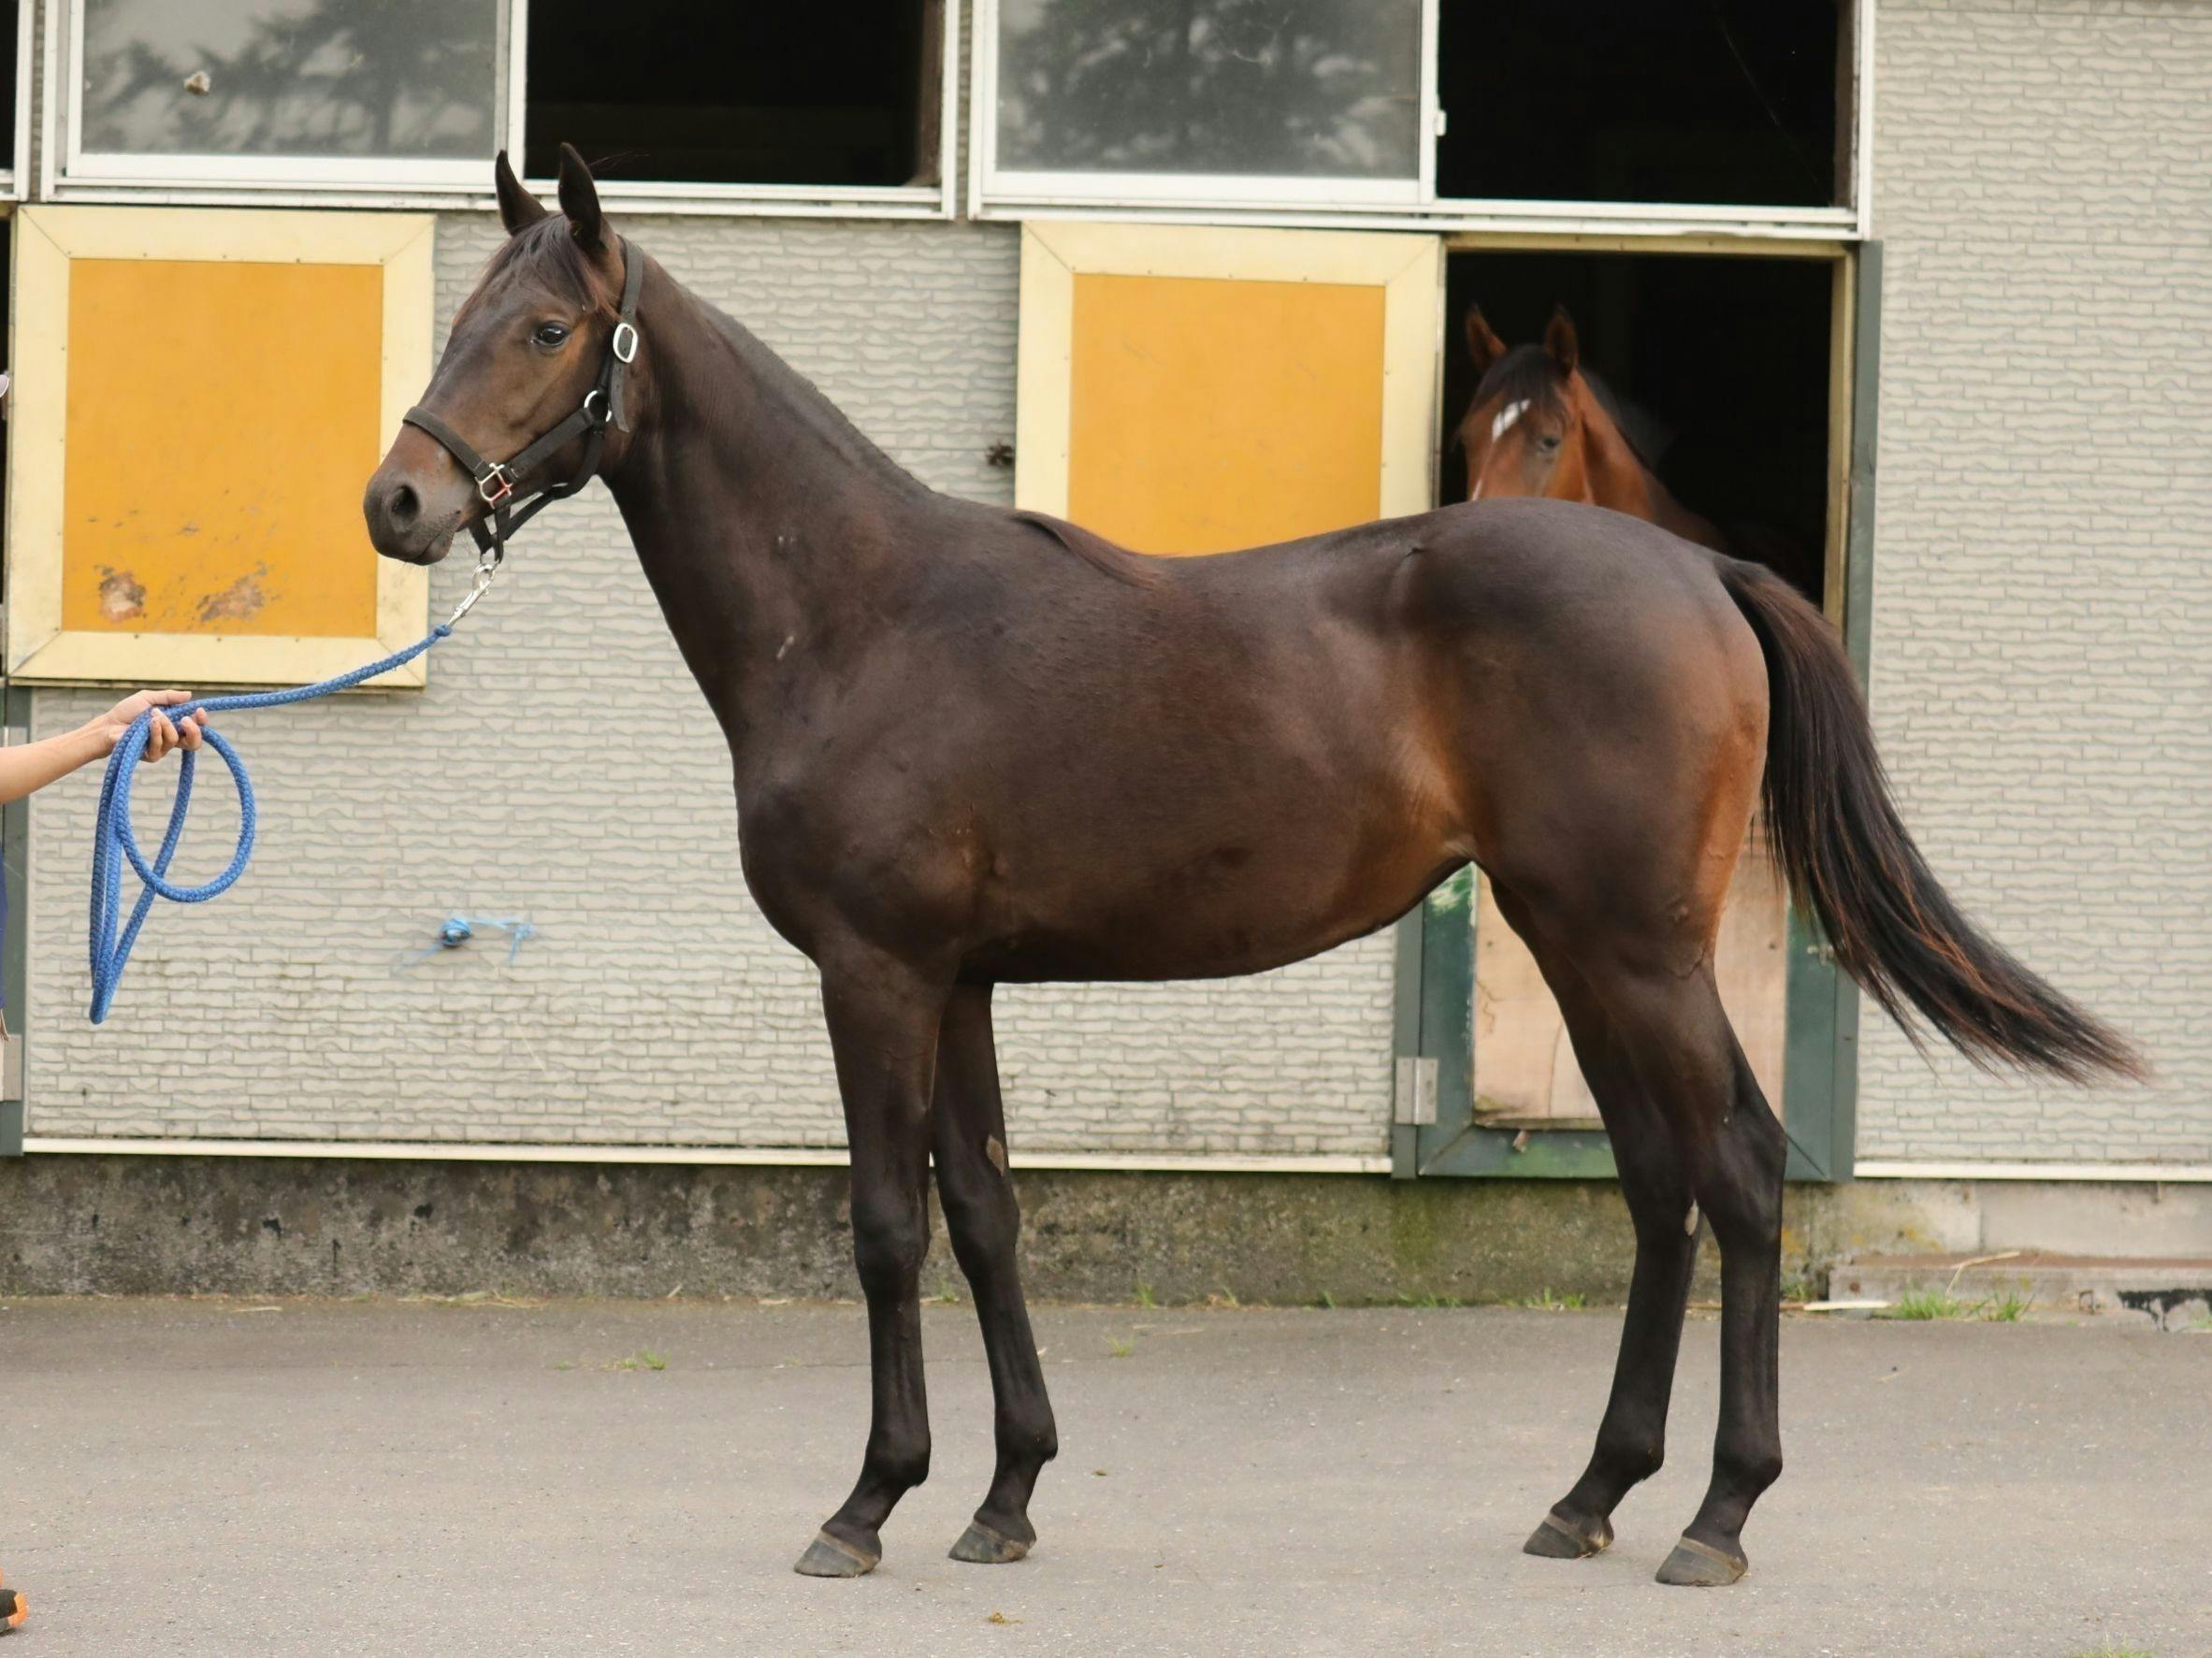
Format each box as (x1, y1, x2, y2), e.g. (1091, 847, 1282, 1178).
(996, 0, 1422, 180)
(80, 0, 495, 161)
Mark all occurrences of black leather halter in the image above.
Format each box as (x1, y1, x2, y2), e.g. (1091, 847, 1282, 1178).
(401, 235, 645, 569)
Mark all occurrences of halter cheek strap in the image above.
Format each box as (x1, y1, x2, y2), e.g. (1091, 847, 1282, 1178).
(401, 234, 646, 568)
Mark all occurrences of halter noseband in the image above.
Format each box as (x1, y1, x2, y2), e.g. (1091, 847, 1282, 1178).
(401, 234, 646, 577)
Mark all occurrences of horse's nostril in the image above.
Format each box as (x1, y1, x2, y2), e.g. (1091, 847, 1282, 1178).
(386, 483, 422, 528)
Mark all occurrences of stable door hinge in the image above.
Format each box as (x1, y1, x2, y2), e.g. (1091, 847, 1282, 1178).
(1395, 1056, 1439, 1126)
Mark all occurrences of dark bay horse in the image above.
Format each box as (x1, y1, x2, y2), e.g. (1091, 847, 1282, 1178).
(364, 150, 2137, 1589)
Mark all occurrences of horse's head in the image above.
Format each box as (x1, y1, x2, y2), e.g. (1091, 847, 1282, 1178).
(1453, 304, 1600, 507)
(364, 146, 634, 564)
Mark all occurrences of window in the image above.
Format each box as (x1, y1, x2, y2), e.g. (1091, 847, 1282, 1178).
(49, 0, 960, 216)
(1, 0, 28, 195)
(66, 0, 500, 190)
(976, 0, 1868, 234)
(1437, 1, 1843, 210)
(524, 1, 947, 200)
(990, 0, 1426, 205)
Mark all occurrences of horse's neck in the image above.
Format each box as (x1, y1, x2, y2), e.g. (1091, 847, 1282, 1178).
(1578, 413, 1726, 554)
(604, 271, 935, 726)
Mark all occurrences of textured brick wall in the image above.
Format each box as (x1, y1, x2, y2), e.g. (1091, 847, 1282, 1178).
(1858, 0, 2212, 1160)
(21, 211, 1395, 1156)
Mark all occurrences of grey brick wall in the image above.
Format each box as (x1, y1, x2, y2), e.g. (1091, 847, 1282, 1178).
(21, 212, 1396, 1157)
(1858, 0, 2212, 1161)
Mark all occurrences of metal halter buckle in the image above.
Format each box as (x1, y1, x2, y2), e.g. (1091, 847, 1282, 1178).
(445, 544, 502, 627)
(611, 321, 640, 364)
(476, 464, 515, 507)
(582, 386, 609, 427)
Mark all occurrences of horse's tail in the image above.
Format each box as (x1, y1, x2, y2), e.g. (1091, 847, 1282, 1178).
(1715, 557, 2141, 1083)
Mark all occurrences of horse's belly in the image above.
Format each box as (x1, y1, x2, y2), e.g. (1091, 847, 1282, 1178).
(961, 835, 1461, 985)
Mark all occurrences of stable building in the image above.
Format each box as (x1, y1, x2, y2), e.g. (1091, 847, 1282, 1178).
(0, 0, 2204, 1295)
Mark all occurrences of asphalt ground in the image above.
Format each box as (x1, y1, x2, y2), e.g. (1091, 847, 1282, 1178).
(0, 1297, 2202, 1656)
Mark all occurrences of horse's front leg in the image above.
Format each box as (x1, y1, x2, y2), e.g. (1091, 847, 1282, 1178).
(794, 948, 950, 1579)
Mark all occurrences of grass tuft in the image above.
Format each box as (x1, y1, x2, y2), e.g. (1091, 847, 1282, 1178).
(1981, 1289, 2034, 1323)
(1885, 1289, 1968, 1320)
(607, 1349, 668, 1372)
(1520, 1289, 1588, 1312)
(1880, 1288, 2035, 1322)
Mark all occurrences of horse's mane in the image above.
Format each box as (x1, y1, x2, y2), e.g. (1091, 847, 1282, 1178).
(1471, 345, 1672, 470)
(1013, 511, 1163, 589)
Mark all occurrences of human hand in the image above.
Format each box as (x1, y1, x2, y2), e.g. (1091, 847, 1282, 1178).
(86, 689, 209, 763)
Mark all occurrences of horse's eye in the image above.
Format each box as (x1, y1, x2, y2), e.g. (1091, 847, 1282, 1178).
(532, 323, 571, 349)
(1538, 433, 1563, 454)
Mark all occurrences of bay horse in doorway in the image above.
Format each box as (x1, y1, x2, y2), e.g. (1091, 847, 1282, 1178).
(365, 151, 2138, 1588)
(1458, 303, 1722, 545)
(1455, 302, 1823, 596)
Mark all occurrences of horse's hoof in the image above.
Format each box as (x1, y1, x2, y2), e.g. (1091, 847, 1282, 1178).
(948, 1520, 1033, 1564)
(1655, 1534, 1747, 1587)
(1522, 1508, 1612, 1560)
(794, 1530, 879, 1579)
(0, 1584, 24, 1632)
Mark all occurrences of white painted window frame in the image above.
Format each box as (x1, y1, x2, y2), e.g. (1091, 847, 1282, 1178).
(42, 0, 962, 221)
(971, 0, 1874, 241)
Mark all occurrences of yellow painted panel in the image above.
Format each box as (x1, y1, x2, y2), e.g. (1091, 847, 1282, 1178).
(62, 259, 383, 639)
(1067, 273, 1383, 555)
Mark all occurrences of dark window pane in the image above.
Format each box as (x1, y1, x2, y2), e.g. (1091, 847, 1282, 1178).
(526, 1, 936, 188)
(1439, 1, 1843, 209)
(0, 2, 16, 173)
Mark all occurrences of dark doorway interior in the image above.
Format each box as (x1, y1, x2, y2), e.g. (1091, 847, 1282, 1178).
(1438, 0, 1844, 209)
(526, 1, 937, 189)
(1442, 247, 1835, 599)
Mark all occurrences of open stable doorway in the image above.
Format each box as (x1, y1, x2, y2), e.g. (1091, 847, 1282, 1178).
(1441, 244, 1840, 601)
(1406, 236, 1871, 1182)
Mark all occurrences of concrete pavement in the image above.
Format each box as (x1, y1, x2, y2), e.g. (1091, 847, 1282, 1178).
(0, 1298, 2203, 1656)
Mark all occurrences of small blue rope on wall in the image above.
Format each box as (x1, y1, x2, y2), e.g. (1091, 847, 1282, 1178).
(86, 623, 455, 1024)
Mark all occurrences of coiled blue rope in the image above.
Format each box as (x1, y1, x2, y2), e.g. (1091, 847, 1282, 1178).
(86, 622, 456, 1024)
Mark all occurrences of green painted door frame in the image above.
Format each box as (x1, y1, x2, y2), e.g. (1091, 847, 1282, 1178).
(1, 687, 30, 1157)
(1393, 243, 1882, 1185)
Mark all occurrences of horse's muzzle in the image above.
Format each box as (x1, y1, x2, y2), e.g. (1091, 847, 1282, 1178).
(363, 460, 465, 565)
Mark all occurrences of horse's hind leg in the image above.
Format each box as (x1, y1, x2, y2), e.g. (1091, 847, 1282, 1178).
(930, 984, 1059, 1564)
(1493, 886, 1699, 1564)
(1581, 956, 1786, 1586)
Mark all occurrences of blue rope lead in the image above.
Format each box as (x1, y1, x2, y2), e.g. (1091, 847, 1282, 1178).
(86, 623, 455, 1024)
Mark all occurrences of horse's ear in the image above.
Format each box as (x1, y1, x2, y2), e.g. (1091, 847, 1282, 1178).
(1544, 306, 1580, 378)
(1464, 305, 1508, 376)
(493, 151, 549, 236)
(556, 142, 605, 252)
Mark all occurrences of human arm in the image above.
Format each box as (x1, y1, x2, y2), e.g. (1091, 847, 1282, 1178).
(0, 689, 207, 806)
